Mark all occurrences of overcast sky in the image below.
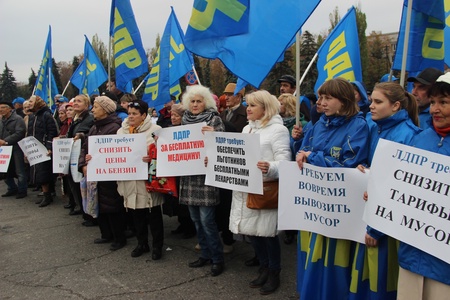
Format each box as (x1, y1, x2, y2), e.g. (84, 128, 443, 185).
(0, 0, 404, 83)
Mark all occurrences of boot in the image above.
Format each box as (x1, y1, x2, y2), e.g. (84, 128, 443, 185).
(259, 269, 280, 295)
(249, 267, 269, 288)
(38, 192, 53, 207)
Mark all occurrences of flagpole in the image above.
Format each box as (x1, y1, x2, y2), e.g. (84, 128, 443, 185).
(295, 31, 301, 126)
(48, 66, 52, 108)
(400, 0, 413, 86)
(61, 81, 71, 96)
(108, 36, 112, 90)
(298, 53, 318, 87)
(192, 64, 201, 86)
(133, 77, 146, 94)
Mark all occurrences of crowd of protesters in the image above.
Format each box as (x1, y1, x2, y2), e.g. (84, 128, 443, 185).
(0, 69, 449, 298)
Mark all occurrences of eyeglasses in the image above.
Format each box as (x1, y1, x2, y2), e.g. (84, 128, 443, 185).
(128, 102, 141, 108)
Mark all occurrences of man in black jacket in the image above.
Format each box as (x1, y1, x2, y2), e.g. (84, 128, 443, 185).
(0, 101, 27, 198)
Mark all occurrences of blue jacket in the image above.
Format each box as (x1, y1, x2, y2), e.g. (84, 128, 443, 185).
(398, 128, 450, 285)
(367, 110, 422, 164)
(366, 110, 422, 240)
(418, 106, 432, 130)
(352, 81, 370, 117)
(300, 113, 369, 168)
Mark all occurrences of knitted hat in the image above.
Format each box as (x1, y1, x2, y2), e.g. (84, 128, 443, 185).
(94, 96, 117, 114)
(171, 103, 185, 116)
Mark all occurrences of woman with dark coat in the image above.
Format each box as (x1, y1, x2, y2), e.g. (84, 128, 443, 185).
(80, 96, 126, 251)
(27, 95, 58, 207)
(66, 94, 94, 216)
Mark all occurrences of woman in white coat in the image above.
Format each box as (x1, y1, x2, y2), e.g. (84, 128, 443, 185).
(117, 100, 165, 260)
(229, 90, 291, 295)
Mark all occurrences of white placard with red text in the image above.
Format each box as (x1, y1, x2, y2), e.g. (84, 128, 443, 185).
(156, 123, 207, 177)
(86, 134, 148, 181)
(0, 146, 13, 172)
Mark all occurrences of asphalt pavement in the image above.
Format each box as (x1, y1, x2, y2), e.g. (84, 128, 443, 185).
(0, 181, 299, 299)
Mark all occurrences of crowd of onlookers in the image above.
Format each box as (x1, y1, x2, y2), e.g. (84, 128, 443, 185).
(1, 69, 449, 298)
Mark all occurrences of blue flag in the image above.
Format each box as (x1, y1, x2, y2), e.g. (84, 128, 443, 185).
(186, 0, 249, 40)
(73, 36, 108, 96)
(392, 1, 445, 73)
(314, 7, 362, 92)
(110, 0, 148, 93)
(34, 26, 53, 105)
(143, 7, 194, 110)
(185, 0, 321, 89)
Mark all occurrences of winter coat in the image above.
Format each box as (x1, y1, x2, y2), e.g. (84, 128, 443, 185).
(398, 128, 450, 285)
(300, 113, 369, 168)
(0, 110, 26, 148)
(0, 111, 26, 174)
(366, 109, 422, 164)
(116, 115, 163, 209)
(79, 114, 124, 214)
(229, 115, 291, 237)
(27, 106, 58, 185)
(67, 110, 94, 138)
(418, 106, 432, 130)
(352, 81, 370, 117)
(220, 104, 248, 133)
(178, 109, 225, 206)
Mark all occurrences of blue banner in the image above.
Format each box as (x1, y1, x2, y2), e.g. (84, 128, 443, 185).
(77, 35, 108, 96)
(314, 7, 362, 92)
(110, 0, 148, 93)
(186, 0, 249, 40)
(392, 2, 445, 72)
(185, 0, 321, 89)
(34, 26, 53, 105)
(143, 7, 194, 110)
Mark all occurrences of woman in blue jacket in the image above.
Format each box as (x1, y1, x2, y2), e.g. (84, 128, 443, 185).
(296, 78, 369, 300)
(355, 82, 421, 300)
(397, 73, 450, 300)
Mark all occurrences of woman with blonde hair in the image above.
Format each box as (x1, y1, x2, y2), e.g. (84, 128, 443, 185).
(66, 94, 94, 217)
(229, 90, 291, 295)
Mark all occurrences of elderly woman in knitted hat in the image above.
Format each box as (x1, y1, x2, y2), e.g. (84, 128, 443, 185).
(80, 96, 127, 250)
(27, 95, 59, 207)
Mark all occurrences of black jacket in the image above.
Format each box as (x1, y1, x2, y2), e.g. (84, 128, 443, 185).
(80, 114, 124, 214)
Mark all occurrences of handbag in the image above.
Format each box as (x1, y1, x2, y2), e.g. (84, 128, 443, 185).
(145, 143, 178, 197)
(246, 181, 279, 209)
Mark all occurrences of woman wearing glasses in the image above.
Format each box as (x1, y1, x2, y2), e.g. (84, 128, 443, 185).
(117, 100, 165, 260)
(179, 85, 226, 276)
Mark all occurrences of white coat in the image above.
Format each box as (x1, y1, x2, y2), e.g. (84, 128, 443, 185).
(116, 115, 164, 209)
(229, 115, 291, 237)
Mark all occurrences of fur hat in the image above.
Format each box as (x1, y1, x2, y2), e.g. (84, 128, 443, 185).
(94, 96, 117, 114)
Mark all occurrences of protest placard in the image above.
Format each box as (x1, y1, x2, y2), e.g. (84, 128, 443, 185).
(18, 136, 51, 166)
(364, 139, 450, 264)
(52, 138, 73, 174)
(156, 123, 207, 177)
(278, 161, 368, 244)
(86, 133, 148, 181)
(204, 131, 262, 194)
(0, 146, 13, 172)
(70, 139, 83, 182)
